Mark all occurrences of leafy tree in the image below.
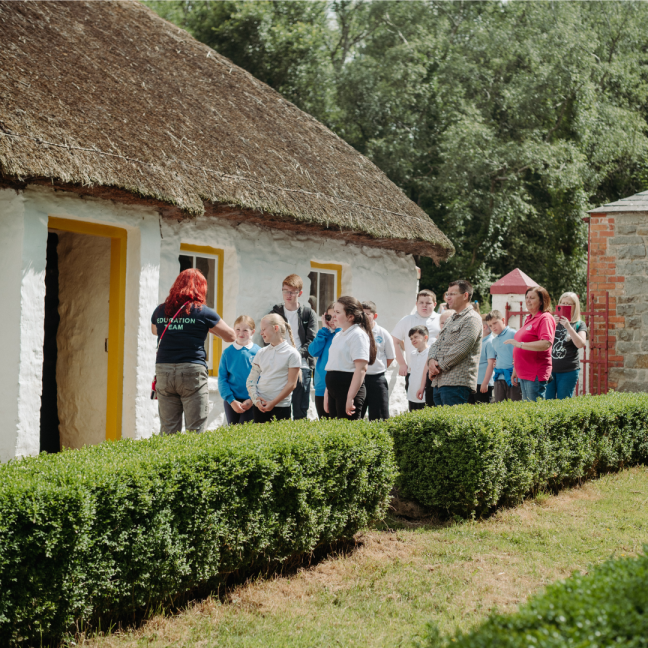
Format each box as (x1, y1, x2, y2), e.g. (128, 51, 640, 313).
(147, 1, 648, 303)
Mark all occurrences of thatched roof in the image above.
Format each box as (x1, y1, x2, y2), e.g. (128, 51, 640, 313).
(0, 1, 453, 261)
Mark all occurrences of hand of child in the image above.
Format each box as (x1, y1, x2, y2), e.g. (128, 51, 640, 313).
(511, 369, 518, 386)
(345, 396, 356, 417)
(398, 363, 409, 377)
(241, 399, 252, 411)
(231, 400, 245, 414)
(416, 388, 424, 401)
(480, 382, 489, 394)
(259, 398, 276, 413)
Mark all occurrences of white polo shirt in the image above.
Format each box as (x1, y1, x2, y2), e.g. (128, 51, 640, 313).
(391, 312, 441, 369)
(253, 340, 302, 407)
(325, 324, 370, 373)
(407, 347, 430, 403)
(367, 323, 396, 375)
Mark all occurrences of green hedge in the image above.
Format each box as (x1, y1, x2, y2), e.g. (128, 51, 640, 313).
(387, 393, 648, 517)
(426, 550, 648, 647)
(0, 420, 396, 645)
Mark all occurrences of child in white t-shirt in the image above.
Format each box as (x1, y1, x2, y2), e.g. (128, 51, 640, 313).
(408, 325, 430, 411)
(361, 300, 396, 420)
(246, 314, 301, 424)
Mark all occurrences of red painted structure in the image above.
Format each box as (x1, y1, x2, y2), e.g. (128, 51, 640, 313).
(505, 293, 610, 396)
(490, 268, 538, 294)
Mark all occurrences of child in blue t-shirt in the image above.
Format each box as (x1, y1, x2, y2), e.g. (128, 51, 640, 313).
(308, 303, 340, 419)
(218, 315, 260, 425)
(485, 310, 522, 402)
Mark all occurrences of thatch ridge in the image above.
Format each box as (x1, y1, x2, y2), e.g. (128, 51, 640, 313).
(0, 0, 454, 261)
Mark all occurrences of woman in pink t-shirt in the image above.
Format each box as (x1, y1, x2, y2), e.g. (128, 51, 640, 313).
(504, 286, 556, 402)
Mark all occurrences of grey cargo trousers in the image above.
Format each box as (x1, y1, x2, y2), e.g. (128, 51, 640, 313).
(155, 362, 209, 434)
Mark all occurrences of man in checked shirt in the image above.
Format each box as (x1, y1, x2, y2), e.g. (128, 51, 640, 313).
(427, 280, 483, 406)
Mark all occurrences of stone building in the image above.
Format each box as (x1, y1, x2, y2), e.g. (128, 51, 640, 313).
(0, 1, 453, 461)
(587, 191, 648, 392)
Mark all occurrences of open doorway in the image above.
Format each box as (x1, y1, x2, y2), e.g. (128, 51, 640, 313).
(40, 218, 127, 448)
(39, 232, 61, 453)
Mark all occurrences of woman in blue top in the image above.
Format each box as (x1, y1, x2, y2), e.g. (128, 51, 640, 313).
(308, 302, 340, 419)
(151, 269, 235, 434)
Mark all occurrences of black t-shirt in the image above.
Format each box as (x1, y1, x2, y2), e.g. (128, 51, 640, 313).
(551, 320, 588, 373)
(152, 303, 220, 366)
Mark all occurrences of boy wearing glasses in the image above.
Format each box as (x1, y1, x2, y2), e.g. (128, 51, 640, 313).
(267, 274, 318, 419)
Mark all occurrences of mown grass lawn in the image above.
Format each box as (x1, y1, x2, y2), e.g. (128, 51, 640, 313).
(84, 466, 648, 648)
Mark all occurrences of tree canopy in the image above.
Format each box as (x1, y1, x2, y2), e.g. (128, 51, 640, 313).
(148, 0, 648, 302)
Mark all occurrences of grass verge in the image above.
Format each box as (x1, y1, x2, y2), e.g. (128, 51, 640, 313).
(79, 465, 648, 648)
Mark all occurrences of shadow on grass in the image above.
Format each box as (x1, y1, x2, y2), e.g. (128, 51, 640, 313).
(61, 537, 365, 647)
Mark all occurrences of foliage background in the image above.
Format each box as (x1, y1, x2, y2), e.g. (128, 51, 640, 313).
(147, 0, 648, 303)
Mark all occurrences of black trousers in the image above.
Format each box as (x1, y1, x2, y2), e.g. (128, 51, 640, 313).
(253, 405, 291, 424)
(361, 373, 390, 420)
(409, 401, 426, 412)
(469, 386, 493, 404)
(405, 373, 436, 407)
(325, 371, 366, 420)
(315, 395, 329, 419)
(224, 400, 255, 425)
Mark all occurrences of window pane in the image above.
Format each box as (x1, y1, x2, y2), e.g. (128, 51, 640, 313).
(196, 256, 215, 309)
(179, 255, 193, 272)
(308, 271, 318, 313)
(320, 273, 335, 316)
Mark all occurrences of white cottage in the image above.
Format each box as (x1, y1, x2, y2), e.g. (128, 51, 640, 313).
(0, 0, 454, 461)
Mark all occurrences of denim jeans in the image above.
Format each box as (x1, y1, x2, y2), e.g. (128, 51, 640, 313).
(519, 377, 548, 402)
(545, 369, 579, 400)
(291, 367, 312, 419)
(432, 385, 471, 407)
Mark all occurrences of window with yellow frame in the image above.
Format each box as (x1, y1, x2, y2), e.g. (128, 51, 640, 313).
(178, 243, 224, 376)
(308, 262, 342, 327)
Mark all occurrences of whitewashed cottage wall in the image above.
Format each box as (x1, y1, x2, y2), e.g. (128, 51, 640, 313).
(0, 186, 419, 458)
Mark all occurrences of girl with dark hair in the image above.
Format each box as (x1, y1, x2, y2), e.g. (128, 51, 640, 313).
(505, 286, 556, 402)
(324, 296, 377, 420)
(151, 268, 235, 434)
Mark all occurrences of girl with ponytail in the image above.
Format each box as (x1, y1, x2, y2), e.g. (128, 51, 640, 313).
(324, 296, 376, 419)
(246, 314, 302, 424)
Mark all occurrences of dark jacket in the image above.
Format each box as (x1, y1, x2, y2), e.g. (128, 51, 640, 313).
(268, 303, 318, 369)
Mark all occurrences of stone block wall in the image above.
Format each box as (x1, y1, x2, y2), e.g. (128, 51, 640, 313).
(589, 212, 648, 392)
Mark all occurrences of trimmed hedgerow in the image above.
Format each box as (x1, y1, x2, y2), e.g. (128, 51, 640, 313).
(426, 550, 648, 647)
(386, 393, 648, 517)
(0, 419, 396, 645)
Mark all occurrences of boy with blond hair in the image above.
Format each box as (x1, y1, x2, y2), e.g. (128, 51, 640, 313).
(267, 273, 317, 419)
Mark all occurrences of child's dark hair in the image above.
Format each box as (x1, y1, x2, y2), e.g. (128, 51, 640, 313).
(361, 300, 377, 315)
(336, 296, 377, 365)
(408, 325, 429, 338)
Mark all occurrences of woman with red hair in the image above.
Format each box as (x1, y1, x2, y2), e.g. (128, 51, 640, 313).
(151, 269, 235, 434)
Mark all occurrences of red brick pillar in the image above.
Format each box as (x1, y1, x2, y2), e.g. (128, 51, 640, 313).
(587, 214, 624, 390)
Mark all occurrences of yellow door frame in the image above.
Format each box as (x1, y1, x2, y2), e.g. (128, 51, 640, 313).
(179, 243, 225, 377)
(48, 217, 127, 442)
(310, 261, 343, 299)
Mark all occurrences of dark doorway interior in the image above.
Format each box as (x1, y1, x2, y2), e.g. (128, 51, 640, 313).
(40, 232, 60, 453)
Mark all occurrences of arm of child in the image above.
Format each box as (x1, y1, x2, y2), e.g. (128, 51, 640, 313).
(245, 363, 262, 407)
(346, 359, 369, 416)
(481, 358, 496, 393)
(392, 336, 408, 376)
(416, 361, 428, 401)
(259, 367, 300, 412)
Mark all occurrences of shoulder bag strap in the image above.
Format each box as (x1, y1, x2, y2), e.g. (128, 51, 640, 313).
(157, 301, 190, 351)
